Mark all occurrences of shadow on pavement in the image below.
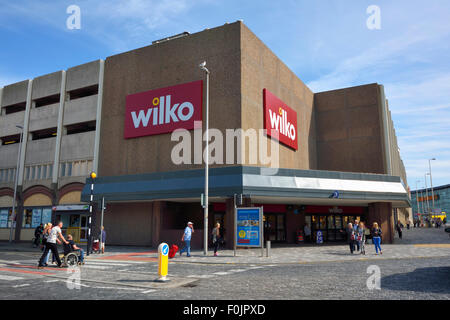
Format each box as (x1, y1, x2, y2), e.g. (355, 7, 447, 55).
(382, 266, 450, 294)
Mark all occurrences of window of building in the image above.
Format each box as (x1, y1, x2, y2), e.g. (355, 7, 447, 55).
(34, 94, 60, 108)
(31, 127, 57, 141)
(1, 134, 21, 145)
(20, 207, 52, 229)
(60, 163, 66, 177)
(68, 84, 98, 100)
(66, 120, 96, 135)
(3, 102, 26, 115)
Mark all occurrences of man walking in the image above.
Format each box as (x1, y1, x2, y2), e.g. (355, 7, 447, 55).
(353, 220, 360, 252)
(100, 226, 106, 254)
(38, 221, 68, 268)
(180, 222, 194, 257)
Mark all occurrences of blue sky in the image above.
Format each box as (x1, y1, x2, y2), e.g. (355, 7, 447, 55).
(1, 0, 449, 190)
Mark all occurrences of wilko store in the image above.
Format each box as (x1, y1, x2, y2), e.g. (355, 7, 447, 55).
(78, 21, 411, 248)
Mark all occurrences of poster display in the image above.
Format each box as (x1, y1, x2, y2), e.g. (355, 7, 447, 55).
(0, 209, 8, 228)
(41, 208, 52, 225)
(31, 208, 42, 228)
(235, 207, 263, 247)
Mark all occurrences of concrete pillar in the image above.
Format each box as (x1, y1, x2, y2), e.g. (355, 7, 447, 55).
(368, 202, 394, 244)
(151, 201, 163, 248)
(52, 71, 67, 184)
(14, 186, 24, 242)
(93, 60, 104, 174)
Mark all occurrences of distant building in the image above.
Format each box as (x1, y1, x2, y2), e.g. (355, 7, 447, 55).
(411, 184, 450, 222)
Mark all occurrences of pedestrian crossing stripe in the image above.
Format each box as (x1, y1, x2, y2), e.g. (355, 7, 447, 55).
(0, 275, 24, 281)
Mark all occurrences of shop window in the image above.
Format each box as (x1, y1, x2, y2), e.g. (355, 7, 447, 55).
(22, 209, 33, 228)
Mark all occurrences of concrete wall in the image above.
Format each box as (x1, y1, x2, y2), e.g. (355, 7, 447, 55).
(99, 22, 242, 176)
(240, 24, 316, 170)
(60, 131, 95, 161)
(1, 80, 28, 107)
(63, 95, 98, 126)
(66, 60, 100, 92)
(314, 84, 386, 174)
(32, 71, 62, 100)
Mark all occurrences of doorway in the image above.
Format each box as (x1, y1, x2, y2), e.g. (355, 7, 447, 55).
(263, 213, 286, 242)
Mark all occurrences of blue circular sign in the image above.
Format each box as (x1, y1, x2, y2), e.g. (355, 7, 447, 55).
(161, 244, 169, 256)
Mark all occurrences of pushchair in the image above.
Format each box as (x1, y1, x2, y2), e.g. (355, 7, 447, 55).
(92, 239, 100, 254)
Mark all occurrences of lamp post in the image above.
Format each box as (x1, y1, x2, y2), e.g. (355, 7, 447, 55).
(9, 125, 23, 243)
(87, 171, 96, 256)
(199, 61, 209, 256)
(424, 173, 430, 215)
(428, 158, 436, 213)
(415, 180, 420, 218)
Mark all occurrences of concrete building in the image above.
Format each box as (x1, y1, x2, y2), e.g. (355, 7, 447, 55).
(0, 21, 411, 247)
(0, 60, 104, 243)
(411, 184, 450, 223)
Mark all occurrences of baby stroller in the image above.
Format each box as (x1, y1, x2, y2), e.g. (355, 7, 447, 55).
(92, 239, 100, 254)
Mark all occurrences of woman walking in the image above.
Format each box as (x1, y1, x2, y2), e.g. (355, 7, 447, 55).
(212, 222, 222, 257)
(345, 223, 356, 254)
(372, 222, 383, 255)
(356, 222, 366, 255)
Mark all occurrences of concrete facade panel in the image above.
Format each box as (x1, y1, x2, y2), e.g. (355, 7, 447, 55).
(1, 80, 28, 107)
(31, 71, 62, 100)
(24, 138, 56, 165)
(59, 131, 95, 161)
(28, 103, 59, 132)
(66, 60, 100, 92)
(63, 95, 98, 126)
(0, 111, 25, 137)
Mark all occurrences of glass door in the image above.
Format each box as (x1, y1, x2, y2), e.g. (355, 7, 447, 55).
(263, 213, 286, 242)
(80, 214, 88, 243)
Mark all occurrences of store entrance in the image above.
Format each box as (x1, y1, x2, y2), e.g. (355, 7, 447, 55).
(263, 213, 286, 242)
(305, 215, 363, 242)
(55, 212, 89, 243)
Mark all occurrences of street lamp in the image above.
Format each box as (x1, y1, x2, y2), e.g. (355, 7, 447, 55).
(415, 180, 421, 218)
(428, 158, 436, 213)
(199, 61, 209, 256)
(87, 171, 96, 256)
(424, 173, 430, 214)
(9, 125, 24, 243)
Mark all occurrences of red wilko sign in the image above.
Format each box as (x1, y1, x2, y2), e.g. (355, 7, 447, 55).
(124, 80, 203, 139)
(263, 89, 298, 150)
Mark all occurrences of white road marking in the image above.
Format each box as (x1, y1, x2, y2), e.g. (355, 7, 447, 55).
(94, 286, 144, 291)
(44, 280, 60, 283)
(12, 284, 30, 288)
(84, 262, 131, 267)
(81, 265, 111, 270)
(87, 259, 148, 264)
(187, 275, 214, 279)
(212, 272, 230, 276)
(228, 269, 247, 273)
(142, 289, 156, 293)
(0, 275, 24, 281)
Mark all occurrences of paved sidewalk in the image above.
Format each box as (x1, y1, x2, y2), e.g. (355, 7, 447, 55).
(2, 227, 449, 266)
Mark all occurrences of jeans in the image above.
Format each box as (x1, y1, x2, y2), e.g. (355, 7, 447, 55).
(213, 239, 220, 254)
(39, 242, 62, 267)
(373, 236, 382, 253)
(77, 249, 85, 263)
(349, 241, 355, 253)
(180, 240, 191, 256)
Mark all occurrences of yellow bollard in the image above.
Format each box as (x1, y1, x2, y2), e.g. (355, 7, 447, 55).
(157, 243, 169, 282)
